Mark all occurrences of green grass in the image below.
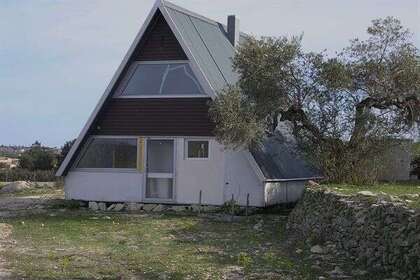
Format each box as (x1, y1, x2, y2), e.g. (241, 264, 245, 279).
(325, 181, 420, 208)
(1, 212, 315, 279)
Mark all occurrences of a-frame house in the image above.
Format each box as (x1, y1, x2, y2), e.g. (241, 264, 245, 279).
(57, 0, 320, 207)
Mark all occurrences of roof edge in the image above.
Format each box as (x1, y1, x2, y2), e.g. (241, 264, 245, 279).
(57, 0, 219, 176)
(264, 177, 324, 183)
(56, 0, 162, 176)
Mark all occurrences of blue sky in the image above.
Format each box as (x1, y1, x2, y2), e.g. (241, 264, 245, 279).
(0, 0, 419, 147)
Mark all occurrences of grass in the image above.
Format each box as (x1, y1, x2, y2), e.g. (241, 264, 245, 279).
(325, 181, 420, 208)
(0, 182, 64, 198)
(1, 212, 315, 280)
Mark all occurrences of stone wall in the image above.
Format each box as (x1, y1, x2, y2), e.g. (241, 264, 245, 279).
(286, 187, 420, 279)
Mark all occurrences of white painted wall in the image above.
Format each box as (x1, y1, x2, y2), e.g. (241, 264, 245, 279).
(264, 181, 306, 205)
(174, 138, 226, 205)
(64, 137, 265, 206)
(65, 171, 143, 202)
(224, 150, 264, 207)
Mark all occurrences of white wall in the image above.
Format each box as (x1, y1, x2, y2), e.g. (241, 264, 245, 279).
(224, 150, 265, 207)
(64, 137, 265, 206)
(174, 138, 226, 205)
(65, 171, 143, 202)
(265, 181, 306, 205)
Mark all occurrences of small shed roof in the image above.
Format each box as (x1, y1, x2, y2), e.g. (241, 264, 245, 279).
(251, 135, 323, 181)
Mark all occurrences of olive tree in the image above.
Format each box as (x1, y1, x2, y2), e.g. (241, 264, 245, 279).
(210, 17, 420, 183)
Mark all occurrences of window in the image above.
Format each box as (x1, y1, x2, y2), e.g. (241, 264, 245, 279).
(76, 138, 137, 169)
(119, 62, 204, 96)
(186, 140, 209, 159)
(147, 140, 174, 173)
(146, 178, 173, 199)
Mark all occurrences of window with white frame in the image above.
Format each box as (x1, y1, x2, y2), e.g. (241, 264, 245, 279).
(118, 62, 204, 96)
(186, 140, 209, 159)
(76, 138, 137, 169)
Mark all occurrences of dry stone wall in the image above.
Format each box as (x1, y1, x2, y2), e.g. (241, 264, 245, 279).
(286, 188, 420, 279)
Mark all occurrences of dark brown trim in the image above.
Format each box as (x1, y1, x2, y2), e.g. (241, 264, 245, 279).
(92, 98, 215, 136)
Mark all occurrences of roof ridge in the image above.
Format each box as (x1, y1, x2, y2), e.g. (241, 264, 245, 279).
(161, 0, 250, 39)
(161, 0, 222, 27)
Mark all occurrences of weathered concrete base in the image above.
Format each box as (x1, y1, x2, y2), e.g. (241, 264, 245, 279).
(85, 201, 258, 214)
(286, 187, 420, 279)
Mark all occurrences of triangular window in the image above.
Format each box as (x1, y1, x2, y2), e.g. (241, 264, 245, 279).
(118, 62, 204, 96)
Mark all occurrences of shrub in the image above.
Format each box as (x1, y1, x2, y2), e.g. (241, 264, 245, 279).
(0, 168, 56, 182)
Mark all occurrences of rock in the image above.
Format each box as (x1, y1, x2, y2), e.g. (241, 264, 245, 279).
(202, 205, 219, 212)
(0, 181, 32, 193)
(328, 266, 344, 276)
(153, 205, 166, 212)
(353, 269, 367, 276)
(223, 265, 244, 280)
(170, 205, 188, 212)
(143, 204, 156, 212)
(253, 220, 263, 231)
(295, 248, 303, 254)
(307, 180, 320, 188)
(107, 204, 115, 211)
(191, 205, 202, 212)
(98, 202, 106, 211)
(357, 191, 377, 197)
(126, 203, 142, 211)
(318, 277, 326, 280)
(113, 203, 125, 212)
(88, 201, 99, 211)
(310, 245, 325, 254)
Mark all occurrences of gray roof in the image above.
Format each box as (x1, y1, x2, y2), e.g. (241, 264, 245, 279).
(165, 1, 321, 181)
(251, 135, 323, 181)
(164, 1, 241, 93)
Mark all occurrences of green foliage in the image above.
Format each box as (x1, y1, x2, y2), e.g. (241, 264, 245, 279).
(209, 86, 264, 149)
(58, 139, 76, 166)
(221, 198, 242, 215)
(210, 17, 420, 184)
(237, 252, 253, 269)
(19, 142, 57, 171)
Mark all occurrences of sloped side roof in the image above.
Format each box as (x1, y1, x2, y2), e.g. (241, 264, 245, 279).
(163, 1, 239, 93)
(251, 135, 323, 181)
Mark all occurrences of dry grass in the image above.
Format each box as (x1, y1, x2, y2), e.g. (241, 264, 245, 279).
(326, 181, 420, 208)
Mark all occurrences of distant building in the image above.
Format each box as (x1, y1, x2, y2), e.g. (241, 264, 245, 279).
(376, 139, 413, 182)
(0, 157, 19, 169)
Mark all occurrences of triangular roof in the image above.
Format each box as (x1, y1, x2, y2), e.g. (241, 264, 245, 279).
(56, 0, 243, 176)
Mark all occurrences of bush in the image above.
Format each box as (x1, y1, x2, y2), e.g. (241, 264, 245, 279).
(19, 143, 57, 171)
(0, 169, 56, 182)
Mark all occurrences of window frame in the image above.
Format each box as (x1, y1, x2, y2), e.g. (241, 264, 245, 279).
(185, 139, 210, 160)
(73, 136, 140, 172)
(114, 60, 208, 98)
(143, 137, 177, 203)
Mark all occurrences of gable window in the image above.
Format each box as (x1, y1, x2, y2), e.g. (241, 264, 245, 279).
(185, 140, 209, 159)
(76, 138, 137, 169)
(119, 62, 204, 96)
